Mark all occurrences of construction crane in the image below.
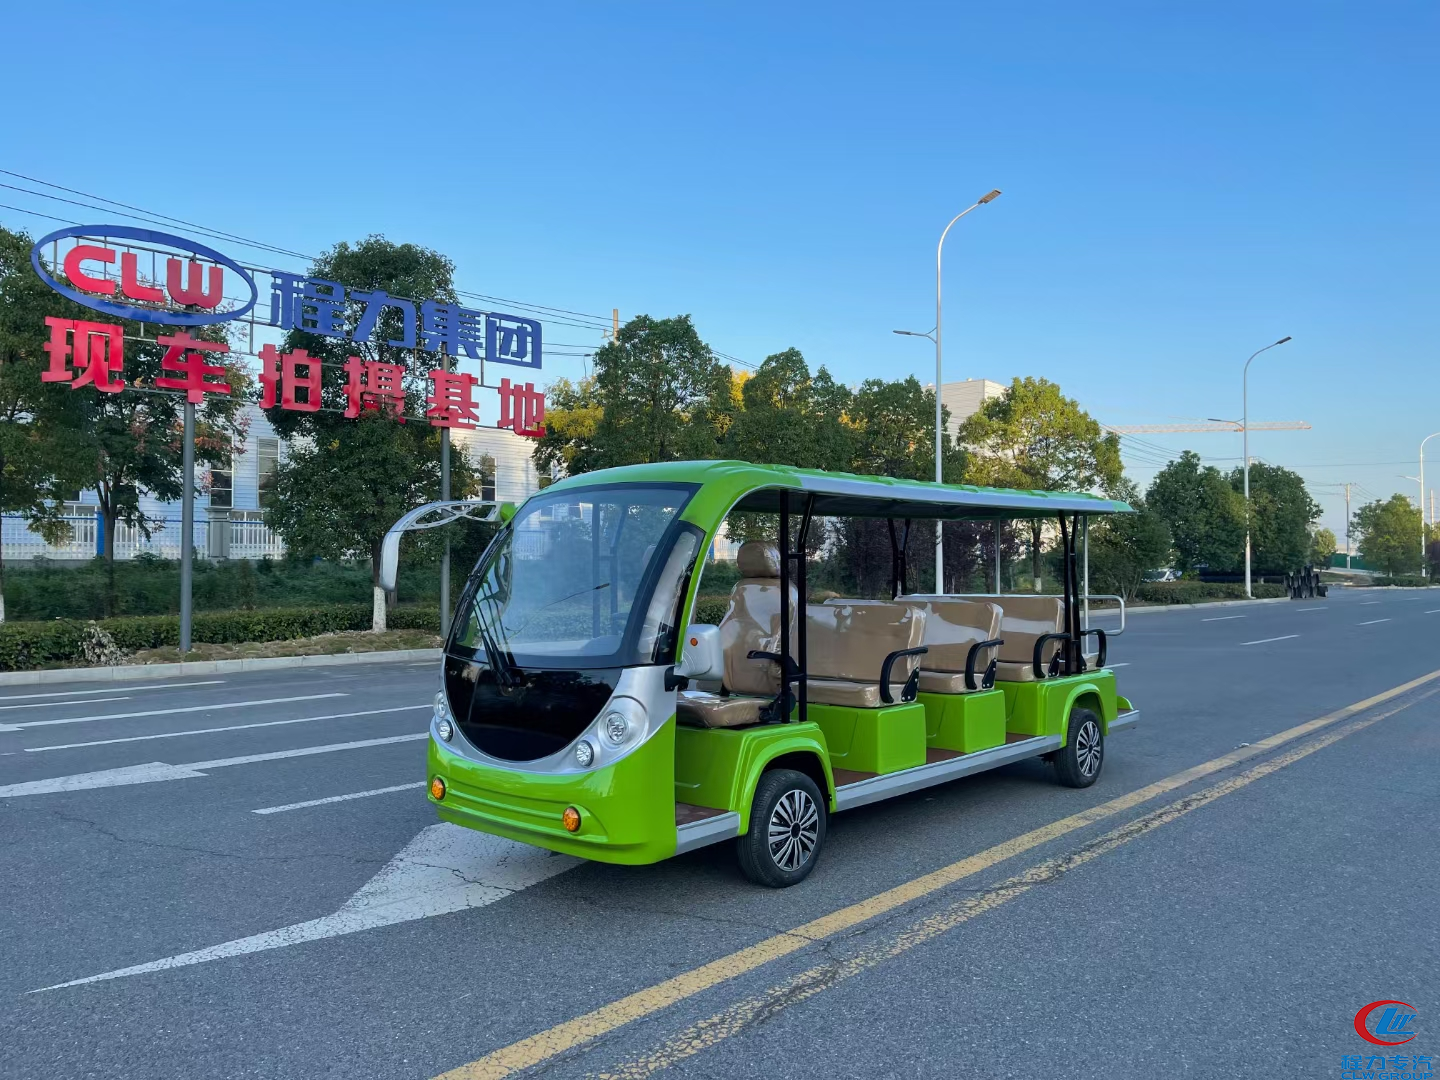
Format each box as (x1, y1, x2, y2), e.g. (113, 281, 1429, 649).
(1104, 420, 1311, 434)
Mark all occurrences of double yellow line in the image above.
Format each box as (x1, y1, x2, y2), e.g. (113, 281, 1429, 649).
(437, 668, 1440, 1080)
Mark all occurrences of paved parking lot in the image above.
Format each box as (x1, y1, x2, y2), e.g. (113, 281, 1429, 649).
(2, 587, 1437, 1078)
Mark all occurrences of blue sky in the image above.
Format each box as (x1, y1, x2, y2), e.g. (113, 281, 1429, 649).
(2, 1, 1436, 539)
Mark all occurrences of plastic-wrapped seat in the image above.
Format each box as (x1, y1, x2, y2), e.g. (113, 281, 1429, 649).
(899, 596, 1004, 693)
(676, 542, 796, 728)
(805, 600, 927, 708)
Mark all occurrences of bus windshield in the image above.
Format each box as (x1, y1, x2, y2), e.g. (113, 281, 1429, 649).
(450, 483, 701, 669)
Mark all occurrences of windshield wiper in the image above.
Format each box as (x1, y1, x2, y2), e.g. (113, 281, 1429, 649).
(472, 589, 522, 688)
(505, 582, 611, 636)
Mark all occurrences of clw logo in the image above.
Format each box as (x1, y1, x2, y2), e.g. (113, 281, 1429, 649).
(1354, 1000, 1419, 1046)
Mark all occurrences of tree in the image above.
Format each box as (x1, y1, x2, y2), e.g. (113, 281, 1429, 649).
(725, 349, 854, 472)
(1088, 483, 1174, 601)
(0, 226, 92, 621)
(531, 376, 602, 478)
(0, 225, 249, 616)
(849, 376, 964, 483)
(1229, 462, 1320, 573)
(959, 377, 1122, 590)
(1308, 527, 1337, 568)
(1353, 494, 1422, 577)
(265, 235, 476, 630)
(586, 315, 734, 469)
(1145, 451, 1247, 573)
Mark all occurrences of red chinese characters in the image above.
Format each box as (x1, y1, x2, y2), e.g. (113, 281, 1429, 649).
(41, 317, 125, 392)
(154, 331, 232, 403)
(343, 357, 406, 420)
(425, 369, 480, 429)
(257, 344, 322, 412)
(498, 378, 546, 438)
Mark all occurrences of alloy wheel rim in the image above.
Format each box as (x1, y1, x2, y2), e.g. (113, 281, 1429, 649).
(1076, 720, 1102, 776)
(767, 789, 819, 871)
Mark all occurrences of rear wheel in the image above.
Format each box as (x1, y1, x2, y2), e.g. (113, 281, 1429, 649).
(1054, 707, 1104, 788)
(737, 769, 827, 887)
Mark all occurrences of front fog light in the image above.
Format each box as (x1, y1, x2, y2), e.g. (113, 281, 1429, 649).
(430, 776, 446, 800)
(574, 740, 595, 768)
(603, 712, 628, 744)
(436, 718, 454, 742)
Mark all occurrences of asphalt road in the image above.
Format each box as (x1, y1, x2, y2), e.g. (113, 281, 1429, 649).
(2, 587, 1438, 1079)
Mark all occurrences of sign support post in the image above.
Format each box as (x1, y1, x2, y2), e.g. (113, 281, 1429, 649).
(179, 400, 195, 653)
(439, 346, 451, 633)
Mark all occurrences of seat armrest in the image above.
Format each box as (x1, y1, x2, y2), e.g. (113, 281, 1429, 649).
(880, 646, 929, 704)
(1032, 633, 1071, 678)
(746, 649, 799, 677)
(964, 638, 1005, 690)
(1078, 628, 1107, 670)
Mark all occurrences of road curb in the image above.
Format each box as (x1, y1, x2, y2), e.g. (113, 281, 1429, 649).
(0, 648, 441, 687)
(1091, 596, 1296, 617)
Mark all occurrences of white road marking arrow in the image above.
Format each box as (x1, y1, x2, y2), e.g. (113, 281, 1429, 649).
(33, 823, 579, 992)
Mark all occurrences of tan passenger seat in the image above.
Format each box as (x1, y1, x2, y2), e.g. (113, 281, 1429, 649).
(899, 597, 1003, 693)
(805, 600, 927, 708)
(992, 595, 1066, 682)
(676, 541, 796, 728)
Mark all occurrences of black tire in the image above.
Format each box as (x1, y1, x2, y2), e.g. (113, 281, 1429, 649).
(737, 769, 827, 888)
(1054, 707, 1104, 788)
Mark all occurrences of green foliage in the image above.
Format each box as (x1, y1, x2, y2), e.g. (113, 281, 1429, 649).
(1229, 462, 1320, 573)
(725, 349, 856, 473)
(690, 595, 730, 626)
(262, 237, 477, 620)
(585, 315, 734, 469)
(531, 376, 602, 477)
(1088, 493, 1174, 601)
(1353, 494, 1423, 576)
(1, 555, 450, 620)
(0, 604, 442, 670)
(1308, 527, 1338, 568)
(1134, 581, 1287, 604)
(1146, 451, 1246, 572)
(849, 377, 964, 483)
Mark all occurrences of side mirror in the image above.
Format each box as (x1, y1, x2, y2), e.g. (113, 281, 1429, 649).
(673, 624, 723, 681)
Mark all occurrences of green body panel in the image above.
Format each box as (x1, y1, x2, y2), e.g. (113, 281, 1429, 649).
(808, 701, 927, 774)
(917, 689, 1008, 754)
(998, 671, 1118, 741)
(674, 721, 835, 828)
(428, 719, 678, 865)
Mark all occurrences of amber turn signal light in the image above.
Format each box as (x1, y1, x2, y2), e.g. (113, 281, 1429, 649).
(562, 806, 581, 832)
(430, 776, 447, 801)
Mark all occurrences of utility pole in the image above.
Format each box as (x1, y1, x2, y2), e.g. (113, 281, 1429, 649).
(612, 308, 619, 342)
(1344, 483, 1352, 570)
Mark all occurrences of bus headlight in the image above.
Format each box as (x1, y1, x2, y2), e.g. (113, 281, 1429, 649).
(434, 691, 454, 741)
(574, 740, 595, 768)
(603, 711, 628, 744)
(436, 718, 454, 742)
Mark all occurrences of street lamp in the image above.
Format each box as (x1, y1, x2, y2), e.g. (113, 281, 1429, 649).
(1420, 432, 1440, 576)
(1242, 336, 1292, 597)
(894, 187, 1002, 594)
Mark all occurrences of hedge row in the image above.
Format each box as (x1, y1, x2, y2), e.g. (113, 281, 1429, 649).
(0, 605, 441, 671)
(1135, 581, 1287, 604)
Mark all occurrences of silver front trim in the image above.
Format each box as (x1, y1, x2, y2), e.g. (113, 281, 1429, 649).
(675, 811, 741, 855)
(436, 663, 675, 776)
(833, 735, 1062, 812)
(1108, 708, 1141, 733)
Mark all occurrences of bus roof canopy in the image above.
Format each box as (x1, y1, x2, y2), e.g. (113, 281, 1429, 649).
(541, 461, 1133, 520)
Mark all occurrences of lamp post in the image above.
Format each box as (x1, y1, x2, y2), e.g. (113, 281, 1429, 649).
(1420, 432, 1440, 577)
(894, 187, 1001, 593)
(1242, 336, 1292, 597)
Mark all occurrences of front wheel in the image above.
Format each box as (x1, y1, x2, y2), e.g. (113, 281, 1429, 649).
(737, 769, 827, 887)
(1054, 708, 1104, 788)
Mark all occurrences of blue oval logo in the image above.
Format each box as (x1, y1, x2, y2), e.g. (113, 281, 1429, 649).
(30, 225, 258, 327)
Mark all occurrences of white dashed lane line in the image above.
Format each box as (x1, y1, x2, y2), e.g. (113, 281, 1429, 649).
(252, 782, 427, 815)
(1202, 615, 1246, 622)
(0, 697, 130, 712)
(0, 681, 226, 703)
(23, 705, 429, 753)
(0, 693, 346, 732)
(1240, 635, 1300, 646)
(1358, 619, 1392, 626)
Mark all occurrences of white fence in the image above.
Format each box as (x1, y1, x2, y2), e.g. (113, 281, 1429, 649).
(2, 508, 286, 562)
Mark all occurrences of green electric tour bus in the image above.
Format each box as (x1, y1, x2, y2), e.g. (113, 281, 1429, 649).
(394, 460, 1140, 887)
